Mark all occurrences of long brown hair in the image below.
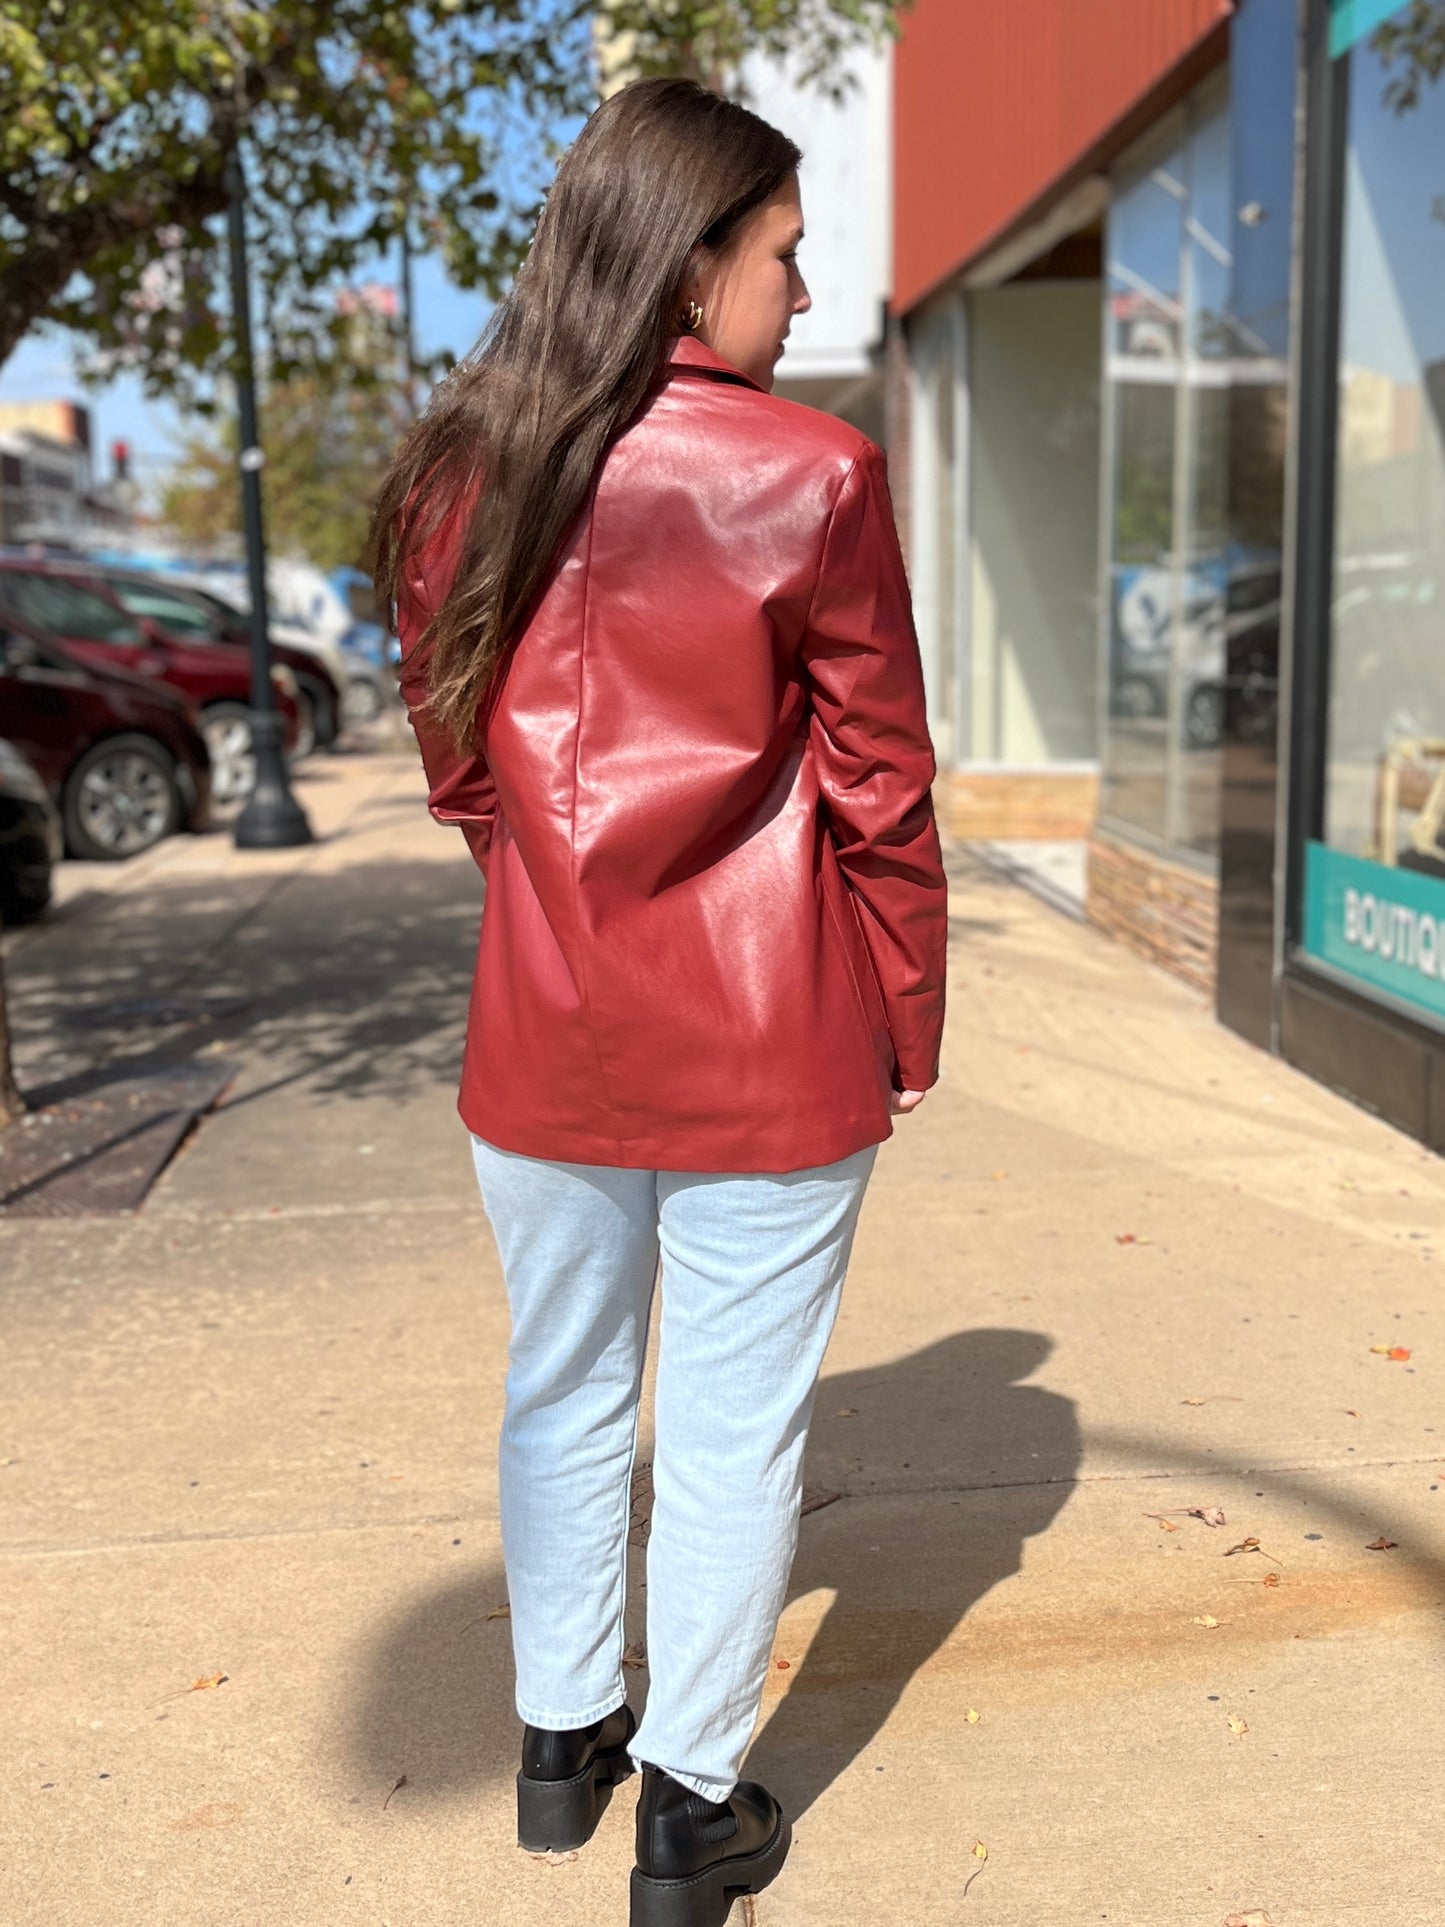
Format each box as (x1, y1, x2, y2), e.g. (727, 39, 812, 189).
(370, 77, 801, 749)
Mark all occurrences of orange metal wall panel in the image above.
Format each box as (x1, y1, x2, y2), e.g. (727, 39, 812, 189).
(893, 0, 1233, 313)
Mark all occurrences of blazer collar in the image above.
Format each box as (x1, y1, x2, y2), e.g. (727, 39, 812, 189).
(664, 334, 765, 392)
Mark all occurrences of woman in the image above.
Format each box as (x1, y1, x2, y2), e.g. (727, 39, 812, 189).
(373, 75, 947, 1927)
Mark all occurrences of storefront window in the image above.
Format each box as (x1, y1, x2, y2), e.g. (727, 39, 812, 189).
(1100, 81, 1232, 860)
(1302, 1, 1445, 1030)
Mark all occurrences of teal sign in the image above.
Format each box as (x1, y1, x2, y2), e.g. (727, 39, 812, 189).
(1303, 841, 1445, 1029)
(1330, 0, 1405, 58)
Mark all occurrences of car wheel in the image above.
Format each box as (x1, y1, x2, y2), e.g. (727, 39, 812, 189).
(290, 688, 317, 761)
(0, 870, 51, 925)
(1114, 673, 1160, 719)
(201, 702, 257, 806)
(305, 683, 339, 751)
(62, 734, 182, 862)
(343, 675, 382, 723)
(1185, 685, 1225, 748)
(0, 821, 53, 924)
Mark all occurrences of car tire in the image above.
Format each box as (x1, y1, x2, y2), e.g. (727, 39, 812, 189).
(343, 675, 382, 724)
(1114, 673, 1160, 719)
(0, 872, 51, 925)
(302, 681, 339, 751)
(290, 687, 317, 761)
(1185, 685, 1225, 748)
(201, 701, 257, 808)
(62, 734, 183, 862)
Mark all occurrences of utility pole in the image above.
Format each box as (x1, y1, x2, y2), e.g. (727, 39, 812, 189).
(399, 205, 420, 420)
(225, 144, 313, 851)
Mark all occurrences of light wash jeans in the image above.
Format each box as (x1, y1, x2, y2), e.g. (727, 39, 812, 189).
(470, 1134, 877, 1802)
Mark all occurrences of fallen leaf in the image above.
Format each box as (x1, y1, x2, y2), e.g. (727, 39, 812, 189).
(1226, 1715, 1248, 1737)
(1147, 1514, 1181, 1532)
(1369, 1345, 1412, 1360)
(961, 1837, 991, 1897)
(965, 1708, 981, 1724)
(1223, 1536, 1260, 1557)
(485, 1603, 511, 1621)
(1192, 1614, 1223, 1628)
(1344, 1409, 1360, 1418)
(775, 1659, 791, 1671)
(190, 1674, 228, 1692)
(623, 1643, 648, 1670)
(1190, 1507, 1228, 1528)
(1115, 1233, 1137, 1245)
(1365, 1536, 1398, 1552)
(383, 1774, 408, 1810)
(1263, 1572, 1282, 1588)
(1181, 1397, 1207, 1407)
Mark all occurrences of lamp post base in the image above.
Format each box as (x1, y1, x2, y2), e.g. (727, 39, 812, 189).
(233, 712, 314, 849)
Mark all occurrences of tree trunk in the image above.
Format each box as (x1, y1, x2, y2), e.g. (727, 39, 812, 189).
(0, 942, 23, 1131)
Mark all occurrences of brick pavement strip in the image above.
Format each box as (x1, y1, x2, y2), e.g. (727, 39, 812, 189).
(1, 752, 1443, 1926)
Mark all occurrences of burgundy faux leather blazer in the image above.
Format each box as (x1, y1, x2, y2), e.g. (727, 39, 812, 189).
(398, 336, 948, 1173)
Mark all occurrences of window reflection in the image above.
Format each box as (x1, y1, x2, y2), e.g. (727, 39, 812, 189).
(1326, 6, 1445, 881)
(1100, 81, 1235, 861)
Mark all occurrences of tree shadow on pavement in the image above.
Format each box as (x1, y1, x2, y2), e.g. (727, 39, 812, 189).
(4, 856, 481, 1113)
(746, 1328, 1080, 1821)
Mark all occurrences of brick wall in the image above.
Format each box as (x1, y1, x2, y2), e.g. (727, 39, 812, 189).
(1086, 826, 1219, 997)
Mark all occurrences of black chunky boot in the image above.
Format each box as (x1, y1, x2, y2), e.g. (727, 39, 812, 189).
(516, 1702, 637, 1852)
(630, 1763, 791, 1927)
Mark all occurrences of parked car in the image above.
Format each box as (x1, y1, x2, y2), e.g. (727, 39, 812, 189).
(0, 736, 63, 924)
(0, 558, 297, 807)
(0, 612, 213, 860)
(331, 564, 401, 679)
(180, 561, 390, 722)
(74, 564, 342, 760)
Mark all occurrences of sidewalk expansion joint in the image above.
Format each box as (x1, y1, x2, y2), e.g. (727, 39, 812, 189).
(5, 1454, 1439, 1562)
(0, 1507, 494, 1560)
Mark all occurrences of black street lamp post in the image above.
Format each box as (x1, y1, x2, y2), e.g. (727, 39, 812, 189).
(225, 145, 313, 851)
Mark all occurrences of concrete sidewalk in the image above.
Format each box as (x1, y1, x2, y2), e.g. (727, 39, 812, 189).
(2, 751, 1442, 1927)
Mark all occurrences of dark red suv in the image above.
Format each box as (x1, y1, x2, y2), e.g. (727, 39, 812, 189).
(0, 559, 298, 808)
(0, 612, 212, 859)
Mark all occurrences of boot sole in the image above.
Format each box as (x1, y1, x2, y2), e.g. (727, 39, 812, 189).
(629, 1814, 792, 1927)
(516, 1744, 636, 1853)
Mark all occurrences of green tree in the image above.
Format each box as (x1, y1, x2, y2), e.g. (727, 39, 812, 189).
(0, 0, 902, 394)
(161, 294, 410, 567)
(0, 0, 904, 1128)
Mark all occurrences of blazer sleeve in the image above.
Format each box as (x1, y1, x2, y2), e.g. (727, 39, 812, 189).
(394, 492, 500, 877)
(802, 443, 949, 1091)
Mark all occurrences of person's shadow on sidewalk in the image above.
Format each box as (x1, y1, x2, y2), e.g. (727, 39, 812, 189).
(346, 1327, 1078, 1824)
(745, 1328, 1079, 1820)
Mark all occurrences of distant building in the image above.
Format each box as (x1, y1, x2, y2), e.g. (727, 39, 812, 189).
(0, 399, 132, 547)
(743, 43, 892, 442)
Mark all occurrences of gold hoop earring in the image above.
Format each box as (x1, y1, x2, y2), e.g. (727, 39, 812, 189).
(682, 299, 704, 333)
